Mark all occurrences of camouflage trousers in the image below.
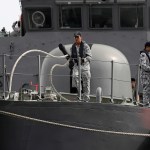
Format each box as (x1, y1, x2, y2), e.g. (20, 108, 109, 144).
(141, 75, 150, 104)
(72, 66, 91, 101)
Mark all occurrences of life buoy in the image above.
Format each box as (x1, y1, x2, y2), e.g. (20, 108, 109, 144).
(32, 11, 45, 27)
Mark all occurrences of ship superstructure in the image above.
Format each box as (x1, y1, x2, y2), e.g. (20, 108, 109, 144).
(0, 0, 149, 95)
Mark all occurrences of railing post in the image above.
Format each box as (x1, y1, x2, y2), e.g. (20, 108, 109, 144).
(111, 60, 114, 103)
(136, 64, 140, 102)
(3, 54, 6, 100)
(38, 55, 41, 99)
(78, 57, 82, 100)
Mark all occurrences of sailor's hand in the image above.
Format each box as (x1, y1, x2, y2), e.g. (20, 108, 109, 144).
(66, 54, 70, 60)
(81, 58, 86, 64)
(69, 59, 74, 69)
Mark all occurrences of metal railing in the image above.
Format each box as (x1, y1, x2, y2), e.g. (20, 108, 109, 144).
(0, 53, 139, 102)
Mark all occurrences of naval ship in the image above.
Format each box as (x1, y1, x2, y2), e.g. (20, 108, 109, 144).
(0, 0, 150, 150)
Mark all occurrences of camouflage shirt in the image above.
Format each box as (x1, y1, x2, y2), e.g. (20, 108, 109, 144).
(140, 51, 150, 73)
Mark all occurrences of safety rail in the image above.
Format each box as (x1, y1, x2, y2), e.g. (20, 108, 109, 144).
(0, 52, 140, 103)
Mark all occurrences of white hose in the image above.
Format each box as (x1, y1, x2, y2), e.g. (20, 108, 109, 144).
(5, 49, 68, 100)
(50, 60, 71, 102)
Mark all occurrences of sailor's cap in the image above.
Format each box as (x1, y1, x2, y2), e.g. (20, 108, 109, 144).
(74, 31, 81, 37)
(145, 41, 150, 47)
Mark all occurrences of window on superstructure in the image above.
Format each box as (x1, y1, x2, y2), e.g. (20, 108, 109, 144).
(59, 6, 82, 28)
(117, 0, 146, 3)
(27, 7, 52, 30)
(89, 7, 113, 29)
(120, 6, 143, 28)
(55, 0, 84, 4)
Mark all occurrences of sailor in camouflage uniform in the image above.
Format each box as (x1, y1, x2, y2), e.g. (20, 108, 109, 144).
(70, 32, 92, 102)
(140, 42, 150, 105)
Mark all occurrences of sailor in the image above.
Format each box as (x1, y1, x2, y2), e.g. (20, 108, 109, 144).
(139, 41, 150, 106)
(70, 31, 92, 102)
(11, 21, 20, 36)
(0, 27, 7, 37)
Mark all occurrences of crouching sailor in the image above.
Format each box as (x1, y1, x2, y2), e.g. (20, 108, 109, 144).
(70, 31, 92, 102)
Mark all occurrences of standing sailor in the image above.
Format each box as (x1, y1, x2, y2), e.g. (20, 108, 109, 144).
(140, 42, 150, 106)
(70, 32, 92, 102)
(11, 21, 21, 36)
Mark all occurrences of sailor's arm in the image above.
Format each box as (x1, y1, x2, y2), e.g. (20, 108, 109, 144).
(140, 53, 150, 71)
(83, 43, 92, 63)
(12, 21, 17, 31)
(12, 21, 20, 32)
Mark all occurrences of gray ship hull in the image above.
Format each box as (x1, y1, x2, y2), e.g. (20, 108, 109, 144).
(0, 100, 150, 150)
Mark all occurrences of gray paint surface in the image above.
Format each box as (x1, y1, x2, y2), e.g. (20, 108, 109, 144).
(41, 44, 132, 99)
